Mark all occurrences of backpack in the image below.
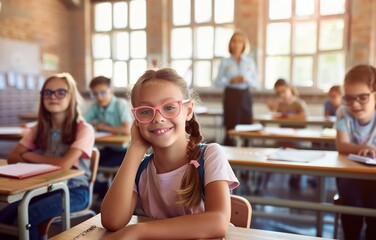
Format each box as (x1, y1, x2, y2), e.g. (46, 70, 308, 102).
(135, 144, 207, 200)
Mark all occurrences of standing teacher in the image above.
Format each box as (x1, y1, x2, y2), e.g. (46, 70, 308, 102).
(215, 29, 259, 146)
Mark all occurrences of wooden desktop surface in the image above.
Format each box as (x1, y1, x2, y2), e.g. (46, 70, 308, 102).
(227, 128, 335, 145)
(0, 159, 84, 196)
(253, 114, 335, 127)
(0, 127, 130, 148)
(224, 147, 376, 180)
(51, 214, 331, 240)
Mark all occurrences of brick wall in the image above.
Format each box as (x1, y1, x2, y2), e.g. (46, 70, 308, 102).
(0, 0, 74, 125)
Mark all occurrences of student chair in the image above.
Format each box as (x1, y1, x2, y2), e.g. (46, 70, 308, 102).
(39, 148, 100, 239)
(230, 194, 252, 228)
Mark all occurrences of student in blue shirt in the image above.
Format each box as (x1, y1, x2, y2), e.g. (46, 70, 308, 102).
(215, 29, 258, 146)
(85, 76, 132, 195)
(335, 65, 376, 239)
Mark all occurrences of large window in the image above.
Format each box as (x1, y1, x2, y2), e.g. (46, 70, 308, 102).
(92, 1, 147, 87)
(169, 0, 234, 87)
(264, 0, 348, 90)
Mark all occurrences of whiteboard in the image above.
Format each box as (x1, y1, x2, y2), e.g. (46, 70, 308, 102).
(0, 38, 41, 75)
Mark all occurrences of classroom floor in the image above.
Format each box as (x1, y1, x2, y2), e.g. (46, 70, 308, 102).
(242, 172, 342, 239)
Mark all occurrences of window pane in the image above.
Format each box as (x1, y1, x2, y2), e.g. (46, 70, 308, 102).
(113, 61, 128, 87)
(195, 0, 211, 23)
(113, 2, 128, 29)
(294, 22, 316, 54)
(114, 32, 129, 60)
(214, 27, 233, 57)
(196, 27, 214, 59)
(173, 0, 190, 26)
(171, 60, 192, 86)
(130, 31, 146, 58)
(194, 61, 211, 87)
(296, 0, 314, 16)
(266, 23, 291, 55)
(92, 34, 111, 59)
(130, 0, 146, 29)
(265, 57, 290, 89)
(214, 0, 234, 23)
(171, 28, 192, 59)
(292, 57, 313, 86)
(318, 53, 345, 89)
(269, 0, 292, 20)
(319, 19, 344, 50)
(93, 59, 113, 78)
(94, 3, 112, 31)
(129, 59, 147, 84)
(320, 0, 345, 15)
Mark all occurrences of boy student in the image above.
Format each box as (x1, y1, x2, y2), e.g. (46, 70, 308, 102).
(84, 76, 133, 195)
(324, 85, 342, 117)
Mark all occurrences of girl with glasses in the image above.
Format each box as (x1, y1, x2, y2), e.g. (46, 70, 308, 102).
(101, 68, 239, 239)
(0, 73, 95, 240)
(335, 64, 376, 239)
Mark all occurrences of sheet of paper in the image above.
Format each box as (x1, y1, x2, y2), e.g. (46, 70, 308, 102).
(95, 131, 112, 138)
(267, 148, 326, 163)
(235, 123, 263, 132)
(263, 127, 296, 135)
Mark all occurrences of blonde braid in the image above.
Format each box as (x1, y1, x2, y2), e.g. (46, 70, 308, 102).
(176, 114, 204, 208)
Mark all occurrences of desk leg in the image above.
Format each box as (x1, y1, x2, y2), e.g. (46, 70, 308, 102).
(316, 176, 325, 237)
(17, 182, 70, 240)
(234, 136, 242, 147)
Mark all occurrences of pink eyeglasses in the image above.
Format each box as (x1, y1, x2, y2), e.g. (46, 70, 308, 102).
(132, 99, 191, 123)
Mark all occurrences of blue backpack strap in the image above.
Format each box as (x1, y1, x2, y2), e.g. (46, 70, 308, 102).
(197, 144, 207, 200)
(135, 154, 154, 194)
(135, 145, 207, 200)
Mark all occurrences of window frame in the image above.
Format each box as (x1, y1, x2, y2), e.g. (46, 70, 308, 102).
(90, 0, 147, 88)
(261, 0, 350, 91)
(167, 0, 235, 89)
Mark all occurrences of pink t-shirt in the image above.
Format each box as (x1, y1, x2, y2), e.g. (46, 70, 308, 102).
(20, 121, 94, 159)
(19, 121, 95, 186)
(135, 143, 239, 218)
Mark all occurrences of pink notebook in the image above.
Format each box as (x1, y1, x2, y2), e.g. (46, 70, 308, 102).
(0, 163, 61, 179)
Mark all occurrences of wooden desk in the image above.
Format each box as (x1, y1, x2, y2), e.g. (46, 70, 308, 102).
(0, 127, 29, 141)
(254, 114, 335, 128)
(18, 113, 38, 122)
(0, 159, 84, 240)
(95, 134, 130, 148)
(228, 128, 336, 148)
(0, 128, 131, 149)
(224, 146, 376, 236)
(51, 214, 331, 240)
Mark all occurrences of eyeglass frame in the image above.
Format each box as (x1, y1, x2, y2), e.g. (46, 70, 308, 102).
(90, 88, 111, 99)
(342, 92, 376, 106)
(40, 89, 69, 99)
(132, 99, 191, 124)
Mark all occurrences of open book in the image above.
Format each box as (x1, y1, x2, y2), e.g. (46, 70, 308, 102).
(0, 163, 61, 179)
(347, 154, 376, 165)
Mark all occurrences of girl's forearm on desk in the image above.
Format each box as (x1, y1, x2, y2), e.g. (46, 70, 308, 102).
(101, 143, 147, 231)
(108, 211, 228, 240)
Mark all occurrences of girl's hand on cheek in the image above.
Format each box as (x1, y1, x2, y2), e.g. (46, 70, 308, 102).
(130, 122, 150, 151)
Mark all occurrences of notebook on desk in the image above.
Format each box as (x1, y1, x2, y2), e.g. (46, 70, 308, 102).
(0, 163, 61, 179)
(347, 154, 376, 165)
